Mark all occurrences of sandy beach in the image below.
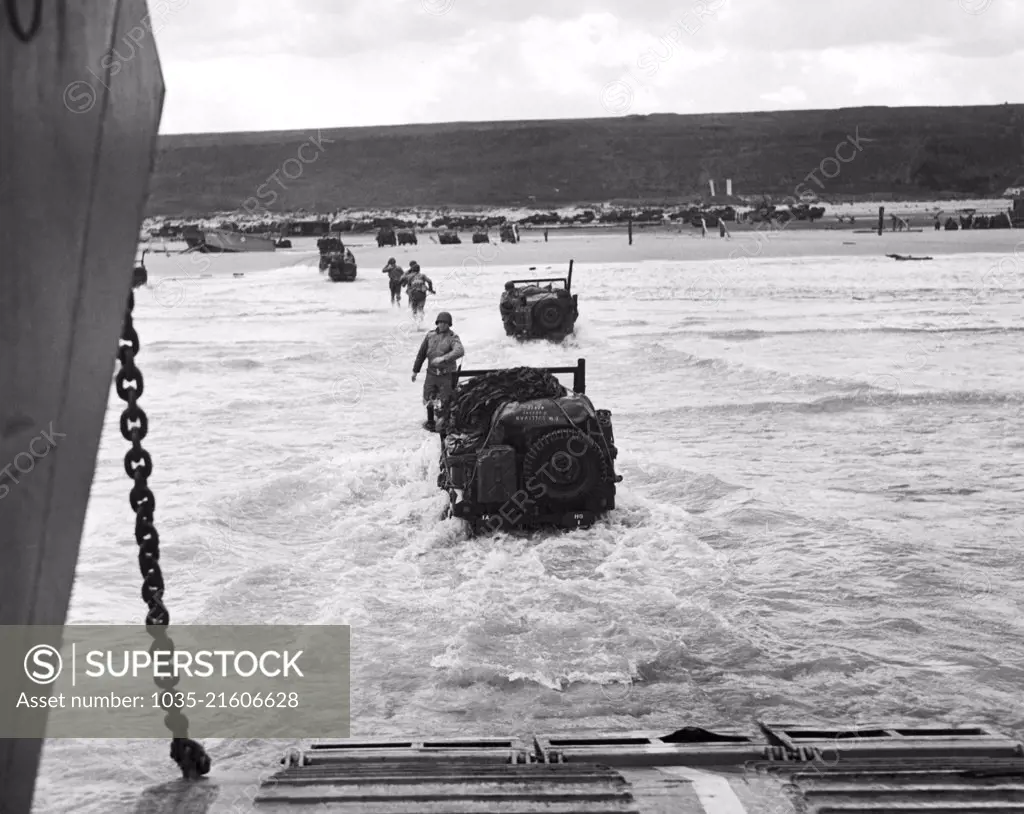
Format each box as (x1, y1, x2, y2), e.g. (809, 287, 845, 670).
(143, 225, 1024, 283)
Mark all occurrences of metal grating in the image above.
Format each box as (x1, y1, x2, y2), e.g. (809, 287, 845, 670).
(291, 737, 534, 766)
(750, 756, 1024, 813)
(758, 721, 1023, 761)
(535, 726, 767, 766)
(253, 761, 639, 813)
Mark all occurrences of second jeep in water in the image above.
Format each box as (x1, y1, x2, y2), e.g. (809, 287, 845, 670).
(500, 260, 579, 342)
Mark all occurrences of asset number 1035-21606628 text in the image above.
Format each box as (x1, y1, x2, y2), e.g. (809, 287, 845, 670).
(152, 691, 300, 709)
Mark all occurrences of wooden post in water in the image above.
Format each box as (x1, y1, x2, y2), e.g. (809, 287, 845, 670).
(0, 3, 164, 811)
(878, 206, 884, 236)
(628, 217, 633, 245)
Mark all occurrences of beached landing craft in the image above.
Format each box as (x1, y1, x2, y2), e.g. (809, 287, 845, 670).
(886, 253, 934, 262)
(500, 260, 579, 341)
(4, 4, 1024, 812)
(436, 360, 621, 533)
(182, 226, 277, 253)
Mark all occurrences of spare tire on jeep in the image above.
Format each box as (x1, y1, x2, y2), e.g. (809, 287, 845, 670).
(522, 428, 609, 502)
(532, 297, 570, 332)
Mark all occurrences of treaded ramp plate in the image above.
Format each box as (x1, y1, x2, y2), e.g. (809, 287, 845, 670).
(258, 762, 639, 811)
(130, 763, 782, 813)
(534, 727, 765, 766)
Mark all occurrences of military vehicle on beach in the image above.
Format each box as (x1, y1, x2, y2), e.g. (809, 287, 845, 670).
(376, 227, 397, 247)
(436, 359, 620, 534)
(326, 247, 357, 282)
(1013, 193, 1024, 226)
(397, 229, 417, 245)
(316, 236, 345, 270)
(317, 236, 357, 281)
(500, 260, 579, 342)
(438, 229, 461, 244)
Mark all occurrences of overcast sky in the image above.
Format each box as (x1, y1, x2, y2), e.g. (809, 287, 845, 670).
(149, 0, 1023, 135)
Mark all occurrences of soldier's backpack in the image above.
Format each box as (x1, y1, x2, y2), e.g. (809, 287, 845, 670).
(408, 274, 427, 294)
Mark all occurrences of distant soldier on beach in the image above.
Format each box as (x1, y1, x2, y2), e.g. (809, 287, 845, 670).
(718, 219, 730, 239)
(401, 261, 435, 321)
(382, 257, 404, 306)
(700, 217, 708, 238)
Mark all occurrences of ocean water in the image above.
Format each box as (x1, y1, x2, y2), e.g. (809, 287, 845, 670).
(32, 248, 1024, 811)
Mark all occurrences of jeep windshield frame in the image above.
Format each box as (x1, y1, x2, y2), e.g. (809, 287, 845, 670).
(507, 259, 574, 294)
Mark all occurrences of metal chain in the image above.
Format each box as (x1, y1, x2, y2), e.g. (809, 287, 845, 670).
(117, 289, 211, 779)
(5, 0, 43, 42)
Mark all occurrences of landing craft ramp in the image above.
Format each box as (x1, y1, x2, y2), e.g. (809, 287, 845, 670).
(136, 722, 1024, 812)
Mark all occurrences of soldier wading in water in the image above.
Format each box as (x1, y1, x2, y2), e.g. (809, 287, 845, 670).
(411, 311, 464, 431)
(400, 261, 435, 322)
(382, 257, 404, 306)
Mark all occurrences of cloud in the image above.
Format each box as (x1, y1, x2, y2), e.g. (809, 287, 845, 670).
(151, 0, 1024, 134)
(761, 86, 808, 106)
